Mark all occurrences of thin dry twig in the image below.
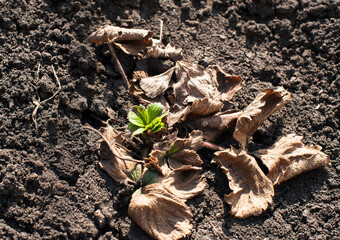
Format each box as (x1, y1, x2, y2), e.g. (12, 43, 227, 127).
(207, 218, 226, 240)
(159, 19, 163, 43)
(104, 32, 130, 88)
(203, 141, 226, 151)
(84, 126, 144, 163)
(31, 65, 61, 129)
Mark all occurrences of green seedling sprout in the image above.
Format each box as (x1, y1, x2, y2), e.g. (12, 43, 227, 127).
(128, 103, 168, 140)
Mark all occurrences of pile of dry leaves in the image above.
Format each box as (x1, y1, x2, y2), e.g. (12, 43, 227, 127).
(87, 25, 330, 240)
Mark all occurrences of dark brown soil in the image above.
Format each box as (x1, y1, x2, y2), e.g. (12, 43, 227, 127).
(0, 0, 339, 239)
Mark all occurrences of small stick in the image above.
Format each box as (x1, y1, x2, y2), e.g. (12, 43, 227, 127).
(203, 141, 226, 151)
(84, 126, 144, 164)
(104, 32, 129, 88)
(207, 218, 226, 240)
(159, 19, 163, 43)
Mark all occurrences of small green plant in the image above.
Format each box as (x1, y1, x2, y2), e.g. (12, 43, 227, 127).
(128, 103, 168, 140)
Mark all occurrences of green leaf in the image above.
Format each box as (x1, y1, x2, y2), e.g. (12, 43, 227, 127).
(146, 103, 165, 124)
(127, 165, 142, 182)
(128, 112, 145, 128)
(131, 127, 145, 139)
(150, 121, 164, 133)
(168, 144, 181, 155)
(142, 170, 162, 186)
(135, 105, 149, 124)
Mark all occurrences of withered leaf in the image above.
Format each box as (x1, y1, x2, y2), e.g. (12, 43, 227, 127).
(89, 25, 153, 55)
(129, 71, 170, 107)
(170, 130, 204, 152)
(128, 184, 193, 240)
(233, 87, 291, 148)
(207, 65, 242, 101)
(173, 61, 217, 105)
(153, 130, 204, 152)
(214, 147, 274, 218)
(144, 42, 183, 61)
(139, 67, 175, 98)
(150, 130, 204, 172)
(167, 61, 241, 126)
(189, 110, 242, 141)
(162, 165, 206, 200)
(168, 149, 203, 169)
(254, 134, 330, 185)
(99, 126, 140, 184)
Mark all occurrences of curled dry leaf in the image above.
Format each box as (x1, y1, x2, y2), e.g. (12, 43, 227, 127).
(253, 134, 330, 185)
(173, 60, 218, 105)
(168, 61, 241, 126)
(89, 25, 153, 55)
(144, 42, 184, 61)
(128, 165, 206, 240)
(129, 71, 170, 107)
(162, 165, 207, 200)
(214, 147, 274, 218)
(149, 130, 204, 172)
(189, 110, 242, 141)
(139, 67, 175, 98)
(233, 87, 291, 148)
(129, 184, 192, 240)
(99, 126, 141, 184)
(207, 65, 242, 101)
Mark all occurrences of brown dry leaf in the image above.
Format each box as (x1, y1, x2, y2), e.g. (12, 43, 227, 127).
(167, 61, 241, 126)
(162, 165, 206, 200)
(99, 126, 140, 184)
(89, 25, 153, 55)
(253, 134, 330, 185)
(139, 67, 175, 98)
(170, 130, 204, 151)
(129, 71, 170, 107)
(168, 150, 203, 169)
(150, 130, 204, 171)
(144, 42, 184, 61)
(128, 184, 193, 240)
(214, 147, 274, 218)
(173, 61, 217, 105)
(207, 65, 242, 101)
(187, 98, 224, 119)
(189, 110, 242, 141)
(233, 87, 291, 148)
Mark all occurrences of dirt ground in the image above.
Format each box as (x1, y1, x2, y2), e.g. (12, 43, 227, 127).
(0, 0, 339, 239)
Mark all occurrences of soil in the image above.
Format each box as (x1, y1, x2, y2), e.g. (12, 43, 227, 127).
(0, 0, 339, 239)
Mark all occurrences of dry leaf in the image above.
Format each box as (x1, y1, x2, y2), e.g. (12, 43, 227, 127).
(89, 25, 153, 55)
(99, 126, 140, 184)
(214, 147, 274, 218)
(207, 65, 242, 101)
(168, 149, 203, 169)
(144, 42, 183, 61)
(150, 130, 204, 171)
(139, 67, 175, 98)
(187, 98, 224, 119)
(233, 87, 291, 148)
(253, 134, 330, 185)
(170, 130, 204, 151)
(129, 71, 170, 107)
(189, 110, 242, 141)
(129, 184, 193, 240)
(167, 61, 241, 126)
(173, 61, 217, 105)
(162, 165, 206, 200)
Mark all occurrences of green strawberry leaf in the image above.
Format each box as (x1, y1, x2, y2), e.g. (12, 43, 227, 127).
(147, 103, 165, 124)
(128, 112, 145, 128)
(131, 127, 145, 139)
